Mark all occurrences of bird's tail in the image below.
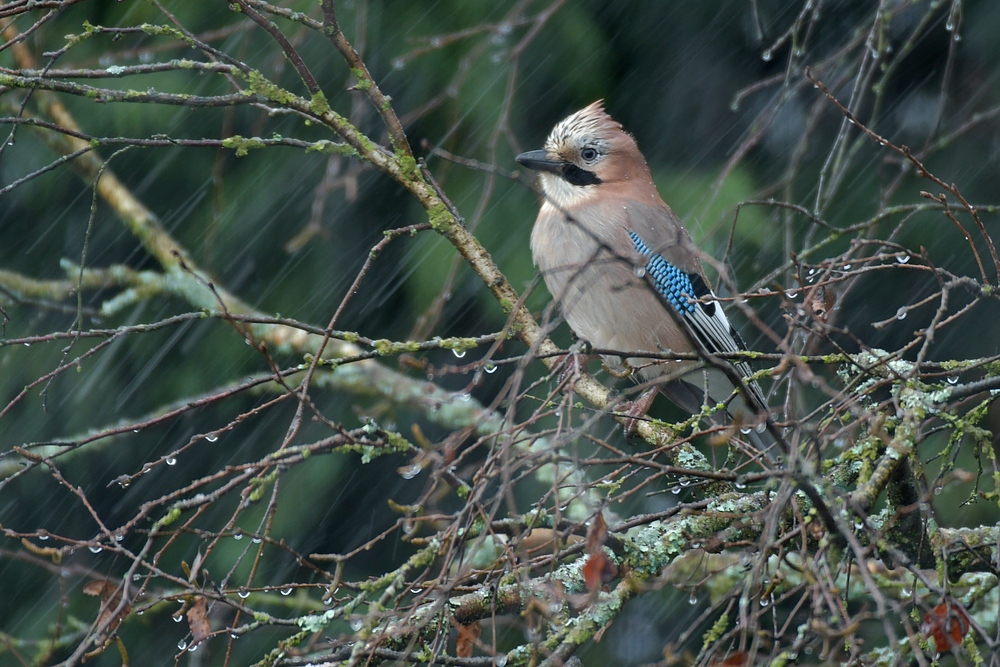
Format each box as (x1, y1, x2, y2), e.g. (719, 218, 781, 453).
(659, 371, 778, 463)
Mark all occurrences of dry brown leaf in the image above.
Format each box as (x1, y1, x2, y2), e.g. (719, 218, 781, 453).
(921, 601, 969, 652)
(456, 620, 481, 658)
(187, 596, 212, 643)
(581, 513, 617, 592)
(83, 579, 130, 645)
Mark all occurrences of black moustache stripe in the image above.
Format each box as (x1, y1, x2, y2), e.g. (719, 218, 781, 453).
(561, 163, 602, 186)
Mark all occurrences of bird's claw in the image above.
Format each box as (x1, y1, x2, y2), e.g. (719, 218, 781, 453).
(615, 387, 658, 437)
(551, 340, 591, 390)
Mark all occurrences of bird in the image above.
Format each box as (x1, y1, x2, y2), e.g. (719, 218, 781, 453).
(515, 100, 769, 439)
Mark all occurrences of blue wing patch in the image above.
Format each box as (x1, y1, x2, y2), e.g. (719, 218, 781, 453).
(628, 231, 696, 314)
(628, 230, 767, 411)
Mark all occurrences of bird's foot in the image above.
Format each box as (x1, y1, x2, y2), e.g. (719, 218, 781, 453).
(615, 387, 658, 437)
(602, 359, 633, 379)
(551, 340, 591, 390)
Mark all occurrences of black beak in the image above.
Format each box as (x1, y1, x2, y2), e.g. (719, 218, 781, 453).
(515, 149, 565, 175)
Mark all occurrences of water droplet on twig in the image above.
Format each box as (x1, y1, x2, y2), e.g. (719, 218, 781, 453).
(399, 463, 422, 480)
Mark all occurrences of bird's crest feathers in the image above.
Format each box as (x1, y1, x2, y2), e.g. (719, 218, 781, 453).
(544, 100, 623, 154)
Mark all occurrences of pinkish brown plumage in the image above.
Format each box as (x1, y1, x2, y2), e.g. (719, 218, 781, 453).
(517, 101, 767, 427)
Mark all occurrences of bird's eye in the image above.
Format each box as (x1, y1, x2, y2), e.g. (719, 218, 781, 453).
(580, 147, 598, 162)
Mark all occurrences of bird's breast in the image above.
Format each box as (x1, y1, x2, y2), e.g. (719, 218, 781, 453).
(530, 203, 695, 374)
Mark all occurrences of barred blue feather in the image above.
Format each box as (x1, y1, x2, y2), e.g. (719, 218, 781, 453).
(628, 231, 696, 313)
(628, 230, 767, 411)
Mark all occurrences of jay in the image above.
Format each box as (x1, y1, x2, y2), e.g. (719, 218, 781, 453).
(516, 101, 768, 437)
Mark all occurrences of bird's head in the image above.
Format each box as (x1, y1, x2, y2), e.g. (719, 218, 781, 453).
(516, 100, 651, 208)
